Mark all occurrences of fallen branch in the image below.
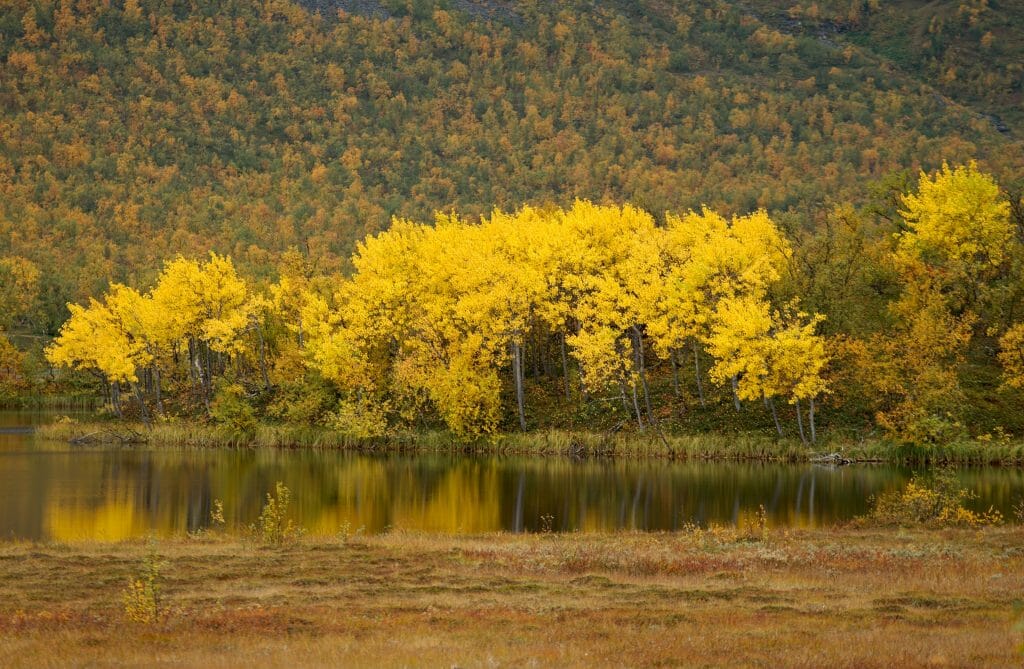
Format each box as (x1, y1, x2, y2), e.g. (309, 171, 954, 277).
(70, 428, 149, 446)
(810, 451, 852, 465)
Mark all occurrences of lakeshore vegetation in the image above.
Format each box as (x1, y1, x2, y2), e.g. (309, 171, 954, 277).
(27, 162, 1024, 453)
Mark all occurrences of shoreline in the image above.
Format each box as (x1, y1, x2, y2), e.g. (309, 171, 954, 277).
(34, 420, 1024, 466)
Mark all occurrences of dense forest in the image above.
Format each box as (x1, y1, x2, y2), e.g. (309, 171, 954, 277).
(38, 163, 1024, 445)
(2, 0, 1024, 443)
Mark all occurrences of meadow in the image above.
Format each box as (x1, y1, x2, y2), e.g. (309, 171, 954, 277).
(0, 526, 1021, 667)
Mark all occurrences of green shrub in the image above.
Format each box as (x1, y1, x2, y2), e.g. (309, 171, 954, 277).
(211, 381, 259, 438)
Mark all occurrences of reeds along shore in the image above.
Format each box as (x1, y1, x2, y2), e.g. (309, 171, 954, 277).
(34, 421, 1024, 465)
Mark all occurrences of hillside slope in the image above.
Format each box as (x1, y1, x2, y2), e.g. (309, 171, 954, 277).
(743, 0, 1023, 131)
(1, 0, 1021, 329)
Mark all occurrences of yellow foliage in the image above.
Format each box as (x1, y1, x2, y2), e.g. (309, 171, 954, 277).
(895, 161, 1013, 287)
(46, 286, 151, 384)
(0, 256, 40, 323)
(997, 323, 1024, 389)
(47, 253, 261, 396)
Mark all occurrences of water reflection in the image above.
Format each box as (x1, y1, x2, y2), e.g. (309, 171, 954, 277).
(3, 438, 1023, 541)
(3, 412, 1024, 541)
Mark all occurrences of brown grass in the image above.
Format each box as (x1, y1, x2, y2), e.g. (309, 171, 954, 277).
(1, 527, 1022, 667)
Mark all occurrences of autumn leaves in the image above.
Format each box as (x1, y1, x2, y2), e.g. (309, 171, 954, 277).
(44, 200, 828, 438)
(44, 162, 1023, 443)
(291, 201, 828, 438)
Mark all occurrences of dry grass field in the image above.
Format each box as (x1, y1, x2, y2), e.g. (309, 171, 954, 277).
(1, 526, 1022, 668)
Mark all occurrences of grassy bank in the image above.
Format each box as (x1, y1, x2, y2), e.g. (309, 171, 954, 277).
(35, 420, 1024, 465)
(0, 527, 1021, 667)
(0, 394, 101, 411)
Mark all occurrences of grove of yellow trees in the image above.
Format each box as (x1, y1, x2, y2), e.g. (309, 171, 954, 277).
(42, 162, 1024, 445)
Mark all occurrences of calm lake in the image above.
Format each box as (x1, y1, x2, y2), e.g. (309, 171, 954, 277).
(2, 411, 1022, 541)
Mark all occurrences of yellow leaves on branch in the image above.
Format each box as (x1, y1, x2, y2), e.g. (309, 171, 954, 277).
(0, 256, 41, 326)
(152, 253, 259, 355)
(705, 297, 827, 404)
(895, 161, 1012, 283)
(46, 253, 260, 385)
(865, 161, 1016, 441)
(46, 291, 145, 384)
(998, 324, 1024, 390)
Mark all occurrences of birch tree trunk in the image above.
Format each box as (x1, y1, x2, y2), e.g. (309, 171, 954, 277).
(132, 381, 151, 428)
(809, 397, 817, 444)
(692, 339, 706, 407)
(512, 341, 527, 431)
(769, 397, 783, 437)
(670, 349, 680, 397)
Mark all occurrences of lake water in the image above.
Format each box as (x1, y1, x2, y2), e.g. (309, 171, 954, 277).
(1, 411, 1022, 541)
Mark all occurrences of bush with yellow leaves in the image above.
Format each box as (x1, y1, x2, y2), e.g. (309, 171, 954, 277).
(865, 470, 1003, 527)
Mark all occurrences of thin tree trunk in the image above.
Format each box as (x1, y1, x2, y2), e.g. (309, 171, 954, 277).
(616, 339, 643, 429)
(769, 397, 783, 437)
(633, 327, 672, 451)
(630, 377, 644, 430)
(692, 339, 706, 407)
(795, 399, 807, 444)
(731, 376, 742, 411)
(617, 376, 630, 413)
(187, 338, 196, 385)
(541, 332, 552, 378)
(560, 333, 571, 401)
(153, 365, 165, 416)
(532, 327, 541, 379)
(132, 382, 151, 428)
(112, 382, 123, 419)
(632, 327, 656, 426)
(809, 397, 817, 444)
(513, 341, 527, 431)
(670, 349, 680, 397)
(192, 339, 210, 414)
(203, 342, 213, 398)
(256, 326, 271, 391)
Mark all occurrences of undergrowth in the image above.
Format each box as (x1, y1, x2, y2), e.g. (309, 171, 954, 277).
(862, 470, 1004, 528)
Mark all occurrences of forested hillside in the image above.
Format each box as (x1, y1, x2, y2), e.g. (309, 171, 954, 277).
(744, 0, 1024, 129)
(1, 0, 1022, 332)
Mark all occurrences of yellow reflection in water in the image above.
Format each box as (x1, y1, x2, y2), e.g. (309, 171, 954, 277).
(302, 460, 504, 534)
(389, 463, 502, 533)
(45, 497, 147, 542)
